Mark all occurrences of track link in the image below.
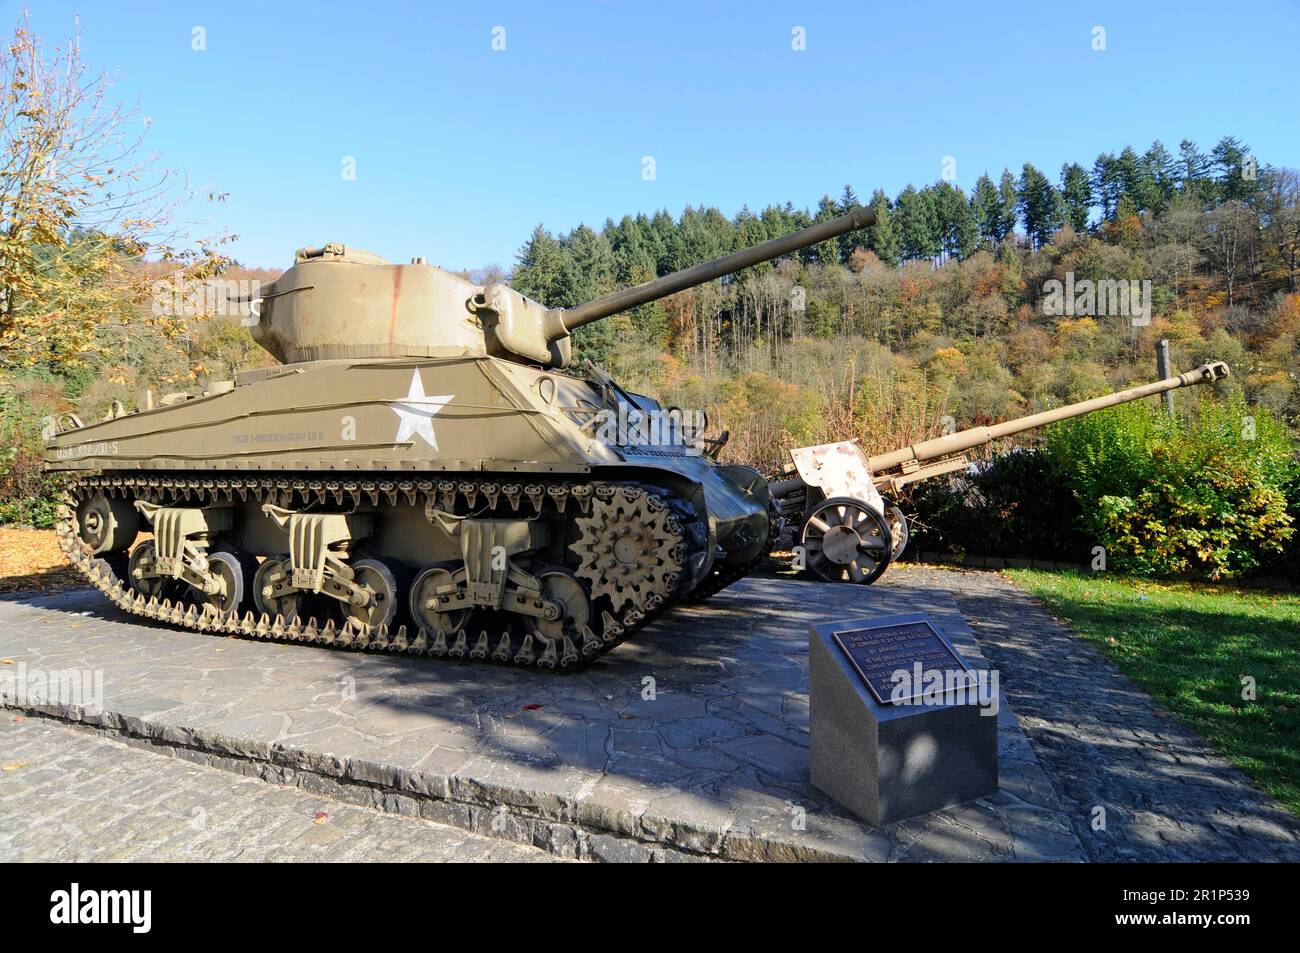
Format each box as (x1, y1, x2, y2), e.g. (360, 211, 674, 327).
(55, 475, 700, 672)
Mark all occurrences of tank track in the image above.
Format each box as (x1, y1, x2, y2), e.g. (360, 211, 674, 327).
(55, 474, 702, 672)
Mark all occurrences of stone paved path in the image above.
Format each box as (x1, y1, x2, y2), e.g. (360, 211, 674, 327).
(0, 577, 1081, 862)
(0, 714, 556, 862)
(888, 566, 1300, 862)
(6, 566, 1294, 862)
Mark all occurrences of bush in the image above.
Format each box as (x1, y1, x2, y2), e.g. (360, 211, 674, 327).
(0, 376, 67, 528)
(909, 447, 1090, 562)
(1045, 395, 1296, 579)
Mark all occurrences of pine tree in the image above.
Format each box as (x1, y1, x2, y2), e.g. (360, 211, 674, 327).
(1059, 162, 1093, 231)
(897, 185, 941, 263)
(1092, 152, 1121, 219)
(972, 173, 1001, 247)
(933, 181, 978, 260)
(512, 225, 568, 304)
(997, 169, 1019, 242)
(1211, 135, 1257, 203)
(1143, 140, 1178, 208)
(1179, 139, 1213, 203)
(1018, 163, 1063, 248)
(867, 189, 900, 265)
(813, 194, 841, 266)
(838, 183, 865, 261)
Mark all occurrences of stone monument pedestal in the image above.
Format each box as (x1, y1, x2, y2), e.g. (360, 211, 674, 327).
(809, 612, 998, 826)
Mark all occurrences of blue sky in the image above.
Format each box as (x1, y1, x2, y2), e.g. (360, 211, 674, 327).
(14, 0, 1299, 271)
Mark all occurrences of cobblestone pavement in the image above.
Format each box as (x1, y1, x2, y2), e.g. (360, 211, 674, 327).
(0, 577, 1082, 862)
(0, 714, 557, 862)
(888, 566, 1300, 862)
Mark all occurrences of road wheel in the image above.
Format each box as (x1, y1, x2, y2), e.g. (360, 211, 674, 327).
(253, 555, 313, 621)
(127, 540, 178, 600)
(203, 549, 257, 615)
(345, 557, 408, 630)
(409, 562, 470, 633)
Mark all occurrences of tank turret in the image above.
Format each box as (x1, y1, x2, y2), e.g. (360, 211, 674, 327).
(251, 207, 876, 368)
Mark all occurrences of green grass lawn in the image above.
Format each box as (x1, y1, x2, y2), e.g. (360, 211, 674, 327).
(1006, 569, 1300, 816)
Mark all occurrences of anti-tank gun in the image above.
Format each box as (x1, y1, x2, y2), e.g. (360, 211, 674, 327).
(768, 362, 1231, 584)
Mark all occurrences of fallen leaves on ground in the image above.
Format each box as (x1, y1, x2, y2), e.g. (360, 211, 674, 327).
(0, 527, 84, 593)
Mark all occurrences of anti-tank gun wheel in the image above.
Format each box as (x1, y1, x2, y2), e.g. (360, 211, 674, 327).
(799, 496, 891, 585)
(886, 504, 910, 562)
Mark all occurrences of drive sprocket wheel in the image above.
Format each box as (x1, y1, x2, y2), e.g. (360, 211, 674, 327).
(571, 488, 683, 613)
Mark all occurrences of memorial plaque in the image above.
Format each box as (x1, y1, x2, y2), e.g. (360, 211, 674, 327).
(831, 617, 970, 705)
(809, 611, 998, 826)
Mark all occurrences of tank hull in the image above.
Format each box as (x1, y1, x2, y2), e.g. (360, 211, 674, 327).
(47, 357, 769, 670)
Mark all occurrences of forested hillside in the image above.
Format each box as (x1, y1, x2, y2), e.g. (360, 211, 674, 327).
(511, 136, 1299, 471)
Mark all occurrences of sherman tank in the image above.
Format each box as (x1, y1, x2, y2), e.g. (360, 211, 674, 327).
(45, 206, 876, 670)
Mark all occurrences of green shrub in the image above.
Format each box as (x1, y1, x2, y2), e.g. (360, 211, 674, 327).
(0, 377, 67, 528)
(1045, 395, 1296, 579)
(909, 447, 1090, 562)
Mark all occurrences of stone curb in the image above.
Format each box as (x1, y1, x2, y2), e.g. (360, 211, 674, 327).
(2, 700, 883, 863)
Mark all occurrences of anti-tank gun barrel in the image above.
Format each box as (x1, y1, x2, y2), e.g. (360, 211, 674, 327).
(867, 361, 1231, 490)
(541, 206, 876, 340)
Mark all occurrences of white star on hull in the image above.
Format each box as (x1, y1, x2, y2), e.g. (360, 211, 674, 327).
(391, 370, 453, 451)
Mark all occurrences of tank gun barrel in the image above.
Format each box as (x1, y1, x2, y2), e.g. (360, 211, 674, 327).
(545, 205, 876, 339)
(867, 362, 1230, 475)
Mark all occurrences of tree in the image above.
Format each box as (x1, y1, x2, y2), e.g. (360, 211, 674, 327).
(1178, 139, 1213, 203)
(1060, 162, 1093, 231)
(866, 189, 899, 265)
(933, 181, 978, 261)
(838, 183, 865, 262)
(1117, 145, 1161, 212)
(1202, 201, 1258, 306)
(1259, 167, 1300, 291)
(0, 12, 198, 371)
(1092, 152, 1121, 220)
(1144, 140, 1179, 208)
(896, 185, 940, 263)
(812, 194, 842, 266)
(1018, 163, 1063, 248)
(1211, 135, 1257, 204)
(997, 169, 1020, 242)
(511, 225, 568, 304)
(971, 173, 1002, 246)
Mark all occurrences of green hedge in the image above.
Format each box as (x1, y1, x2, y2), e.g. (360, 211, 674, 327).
(909, 448, 1090, 563)
(911, 395, 1297, 580)
(1045, 395, 1294, 579)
